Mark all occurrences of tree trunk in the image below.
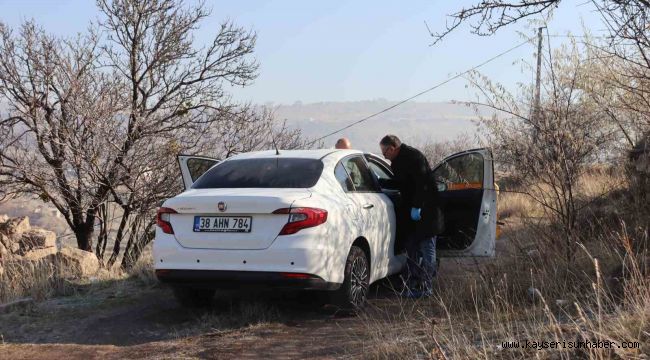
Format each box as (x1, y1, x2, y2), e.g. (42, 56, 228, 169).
(74, 222, 94, 252)
(95, 202, 108, 266)
(121, 222, 155, 271)
(107, 208, 131, 268)
(120, 218, 140, 271)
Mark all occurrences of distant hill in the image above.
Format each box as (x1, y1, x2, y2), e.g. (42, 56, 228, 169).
(274, 100, 479, 152)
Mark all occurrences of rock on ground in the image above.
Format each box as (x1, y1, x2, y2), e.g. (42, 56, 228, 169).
(21, 247, 58, 261)
(0, 216, 30, 237)
(0, 215, 101, 280)
(0, 216, 58, 263)
(19, 229, 56, 253)
(57, 247, 100, 277)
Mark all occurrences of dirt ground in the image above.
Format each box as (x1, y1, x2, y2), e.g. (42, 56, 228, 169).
(0, 277, 421, 359)
(0, 254, 492, 360)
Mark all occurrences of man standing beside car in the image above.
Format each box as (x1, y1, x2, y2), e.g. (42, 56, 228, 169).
(379, 134, 441, 298)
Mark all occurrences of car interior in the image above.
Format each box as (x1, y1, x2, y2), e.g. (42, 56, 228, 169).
(433, 152, 484, 250)
(366, 152, 485, 252)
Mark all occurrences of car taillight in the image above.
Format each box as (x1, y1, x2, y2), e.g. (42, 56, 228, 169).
(280, 272, 314, 279)
(156, 207, 177, 234)
(272, 207, 328, 235)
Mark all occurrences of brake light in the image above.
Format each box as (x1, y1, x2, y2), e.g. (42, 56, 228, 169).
(272, 207, 328, 235)
(156, 207, 177, 234)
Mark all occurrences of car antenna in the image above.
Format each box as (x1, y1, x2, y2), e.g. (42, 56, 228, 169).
(271, 131, 280, 155)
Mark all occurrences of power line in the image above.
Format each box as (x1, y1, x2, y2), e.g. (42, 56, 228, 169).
(546, 34, 607, 39)
(306, 36, 534, 147)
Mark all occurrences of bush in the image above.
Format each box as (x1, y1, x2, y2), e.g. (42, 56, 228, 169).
(356, 177, 650, 359)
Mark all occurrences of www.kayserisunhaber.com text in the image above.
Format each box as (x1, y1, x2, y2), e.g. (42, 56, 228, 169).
(501, 340, 640, 350)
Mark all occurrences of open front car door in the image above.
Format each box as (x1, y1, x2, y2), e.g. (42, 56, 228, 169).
(177, 155, 220, 190)
(433, 148, 496, 257)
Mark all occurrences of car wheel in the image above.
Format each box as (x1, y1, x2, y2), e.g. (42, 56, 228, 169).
(172, 286, 215, 307)
(333, 245, 369, 309)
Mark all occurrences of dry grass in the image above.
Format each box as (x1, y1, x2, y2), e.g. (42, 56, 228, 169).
(172, 300, 282, 339)
(497, 168, 625, 222)
(357, 169, 649, 359)
(0, 245, 157, 305)
(0, 258, 75, 303)
(497, 191, 543, 220)
(577, 167, 623, 199)
(126, 247, 157, 287)
(357, 224, 649, 359)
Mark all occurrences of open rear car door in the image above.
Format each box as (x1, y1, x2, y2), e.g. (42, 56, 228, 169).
(177, 155, 220, 190)
(434, 148, 496, 257)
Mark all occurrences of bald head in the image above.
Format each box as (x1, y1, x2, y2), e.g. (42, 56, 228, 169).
(335, 138, 352, 150)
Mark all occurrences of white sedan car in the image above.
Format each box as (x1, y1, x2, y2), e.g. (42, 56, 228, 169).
(154, 148, 496, 308)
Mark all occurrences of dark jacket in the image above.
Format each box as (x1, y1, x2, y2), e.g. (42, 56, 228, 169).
(388, 144, 443, 243)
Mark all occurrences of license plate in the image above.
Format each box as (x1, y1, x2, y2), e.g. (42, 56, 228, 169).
(193, 216, 252, 233)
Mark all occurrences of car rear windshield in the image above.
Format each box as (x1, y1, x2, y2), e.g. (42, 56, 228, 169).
(191, 158, 324, 189)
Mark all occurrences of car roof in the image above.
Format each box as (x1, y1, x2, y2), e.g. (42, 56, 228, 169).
(229, 149, 364, 160)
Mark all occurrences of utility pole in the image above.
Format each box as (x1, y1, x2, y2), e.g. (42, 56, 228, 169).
(533, 27, 544, 123)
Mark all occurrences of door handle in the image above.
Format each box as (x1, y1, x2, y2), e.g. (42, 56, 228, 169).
(363, 204, 374, 209)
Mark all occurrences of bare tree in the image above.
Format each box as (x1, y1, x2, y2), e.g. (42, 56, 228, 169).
(468, 39, 615, 262)
(95, 0, 259, 262)
(429, 0, 559, 44)
(410, 133, 477, 165)
(429, 1, 650, 44)
(0, 0, 259, 254)
(0, 22, 125, 251)
(212, 105, 317, 158)
(430, 1, 650, 145)
(591, 2, 650, 142)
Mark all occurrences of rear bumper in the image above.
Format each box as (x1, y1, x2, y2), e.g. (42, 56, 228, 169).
(155, 269, 340, 291)
(153, 227, 346, 284)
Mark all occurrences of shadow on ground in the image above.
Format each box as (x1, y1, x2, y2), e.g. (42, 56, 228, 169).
(0, 275, 405, 348)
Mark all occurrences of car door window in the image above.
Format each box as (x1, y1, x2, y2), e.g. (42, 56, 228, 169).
(187, 158, 219, 182)
(433, 149, 495, 257)
(334, 162, 355, 191)
(342, 157, 380, 192)
(368, 161, 392, 181)
(433, 153, 484, 191)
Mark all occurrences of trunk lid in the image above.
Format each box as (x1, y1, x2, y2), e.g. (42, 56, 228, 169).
(164, 188, 312, 250)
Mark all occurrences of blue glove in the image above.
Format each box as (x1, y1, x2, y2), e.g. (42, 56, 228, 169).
(410, 207, 421, 221)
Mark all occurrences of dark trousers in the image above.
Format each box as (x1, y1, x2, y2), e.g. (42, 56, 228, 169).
(403, 234, 437, 292)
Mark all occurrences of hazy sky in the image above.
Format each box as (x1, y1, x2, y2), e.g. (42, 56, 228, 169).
(0, 0, 605, 105)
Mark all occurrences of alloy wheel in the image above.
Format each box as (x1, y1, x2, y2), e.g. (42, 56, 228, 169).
(350, 256, 369, 306)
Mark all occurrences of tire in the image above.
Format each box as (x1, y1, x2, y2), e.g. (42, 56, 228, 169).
(333, 246, 370, 310)
(172, 286, 215, 307)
